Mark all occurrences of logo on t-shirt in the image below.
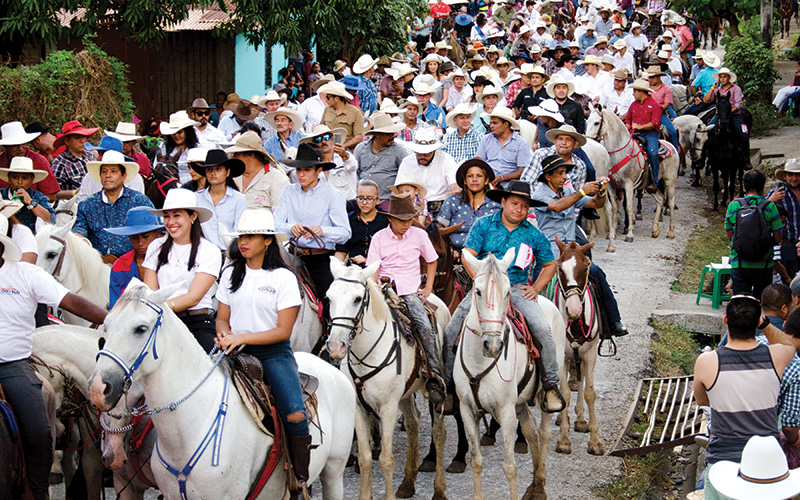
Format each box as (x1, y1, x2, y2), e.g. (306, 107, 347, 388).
(0, 287, 21, 295)
(258, 286, 277, 295)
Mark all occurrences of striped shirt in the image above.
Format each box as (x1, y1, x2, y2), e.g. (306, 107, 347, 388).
(706, 344, 780, 464)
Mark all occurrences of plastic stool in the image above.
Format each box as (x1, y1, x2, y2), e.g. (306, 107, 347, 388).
(696, 264, 733, 309)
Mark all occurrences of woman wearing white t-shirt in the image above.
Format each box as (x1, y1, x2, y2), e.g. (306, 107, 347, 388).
(215, 209, 310, 500)
(2, 200, 48, 326)
(143, 189, 221, 352)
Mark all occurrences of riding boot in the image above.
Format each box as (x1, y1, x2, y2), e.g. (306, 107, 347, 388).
(288, 434, 312, 500)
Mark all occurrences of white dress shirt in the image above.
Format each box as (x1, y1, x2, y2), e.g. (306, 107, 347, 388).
(195, 124, 229, 149)
(396, 149, 458, 202)
(297, 95, 327, 133)
(599, 86, 635, 116)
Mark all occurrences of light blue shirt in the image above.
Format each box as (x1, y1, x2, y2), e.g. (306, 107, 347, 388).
(531, 183, 591, 257)
(693, 66, 719, 96)
(264, 131, 306, 162)
(273, 181, 351, 250)
(423, 102, 446, 128)
(197, 186, 248, 250)
(475, 132, 534, 178)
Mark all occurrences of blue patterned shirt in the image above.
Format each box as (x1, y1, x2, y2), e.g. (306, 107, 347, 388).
(0, 188, 55, 232)
(423, 103, 447, 128)
(264, 131, 306, 162)
(464, 211, 555, 285)
(73, 188, 154, 256)
(442, 128, 483, 164)
(357, 75, 379, 116)
(755, 335, 800, 428)
(437, 194, 500, 249)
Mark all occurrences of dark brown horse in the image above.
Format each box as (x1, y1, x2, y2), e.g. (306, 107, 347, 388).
(697, 15, 723, 49)
(144, 161, 181, 209)
(423, 221, 464, 315)
(0, 394, 24, 500)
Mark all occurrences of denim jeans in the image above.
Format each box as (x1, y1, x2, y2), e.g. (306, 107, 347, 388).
(660, 113, 680, 153)
(589, 263, 622, 323)
(0, 360, 53, 499)
(402, 293, 442, 376)
(639, 130, 660, 182)
(244, 341, 309, 436)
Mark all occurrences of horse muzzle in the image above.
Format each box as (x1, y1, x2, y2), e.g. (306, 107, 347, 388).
(482, 334, 504, 359)
(325, 331, 350, 361)
(101, 436, 128, 470)
(89, 371, 125, 412)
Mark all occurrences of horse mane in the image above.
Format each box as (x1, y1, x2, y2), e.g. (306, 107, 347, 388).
(46, 225, 109, 304)
(366, 278, 390, 323)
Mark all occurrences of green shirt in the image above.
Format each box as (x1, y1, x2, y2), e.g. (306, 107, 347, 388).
(724, 195, 783, 269)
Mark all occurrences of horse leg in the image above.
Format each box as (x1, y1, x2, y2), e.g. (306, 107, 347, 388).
(419, 404, 437, 472)
(460, 400, 484, 500)
(667, 170, 676, 239)
(395, 397, 418, 499)
(738, 164, 745, 197)
(624, 183, 636, 242)
(605, 194, 617, 253)
(651, 189, 664, 238)
(556, 360, 573, 454)
(635, 190, 643, 221)
(711, 164, 720, 211)
(78, 418, 104, 500)
(431, 408, 447, 500)
(573, 359, 589, 433)
(498, 406, 520, 500)
(447, 400, 469, 473)
(584, 347, 605, 456)
(355, 408, 374, 500)
(519, 405, 547, 500)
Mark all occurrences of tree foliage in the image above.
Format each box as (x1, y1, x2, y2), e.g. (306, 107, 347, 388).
(668, 0, 756, 36)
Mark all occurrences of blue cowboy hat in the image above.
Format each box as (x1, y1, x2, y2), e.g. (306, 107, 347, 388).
(455, 13, 474, 26)
(86, 136, 135, 162)
(341, 75, 365, 92)
(104, 206, 165, 236)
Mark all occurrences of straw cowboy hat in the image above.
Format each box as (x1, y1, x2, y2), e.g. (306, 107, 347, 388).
(546, 74, 575, 98)
(390, 172, 428, 197)
(487, 106, 520, 130)
(381, 193, 420, 221)
(255, 90, 287, 107)
(104, 206, 165, 237)
(411, 81, 439, 96)
(0, 156, 49, 183)
(435, 40, 453, 51)
(0, 121, 40, 146)
(353, 54, 379, 74)
(397, 127, 443, 154)
(447, 68, 469, 81)
(149, 188, 213, 222)
(537, 153, 575, 182)
(642, 67, 665, 78)
(0, 199, 23, 219)
(709, 436, 800, 500)
(455, 157, 495, 190)
(264, 107, 303, 132)
(486, 180, 547, 206)
(86, 150, 140, 184)
(577, 54, 604, 67)
(545, 124, 587, 148)
(311, 73, 335, 92)
(224, 93, 242, 112)
(776, 158, 800, 180)
(316, 81, 353, 101)
(186, 98, 211, 115)
(332, 60, 348, 73)
(446, 103, 479, 129)
(627, 79, 653, 93)
(399, 96, 424, 112)
(365, 111, 405, 135)
(224, 131, 271, 157)
(494, 56, 513, 68)
(0, 208, 23, 262)
(379, 98, 407, 115)
(160, 111, 200, 136)
(477, 85, 505, 103)
(714, 67, 738, 83)
(421, 53, 443, 66)
(593, 36, 609, 46)
(53, 120, 99, 149)
(612, 39, 628, 51)
(513, 63, 537, 76)
(226, 208, 288, 241)
(282, 143, 336, 171)
(656, 50, 672, 60)
(392, 63, 418, 80)
(702, 52, 722, 68)
(528, 99, 564, 123)
(299, 124, 347, 145)
(105, 122, 143, 142)
(192, 149, 245, 178)
(612, 68, 629, 80)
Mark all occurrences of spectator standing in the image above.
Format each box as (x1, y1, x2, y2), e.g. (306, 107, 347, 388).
(334, 179, 389, 265)
(442, 103, 482, 163)
(352, 55, 380, 116)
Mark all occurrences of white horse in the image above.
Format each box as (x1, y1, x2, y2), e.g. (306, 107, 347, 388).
(326, 258, 449, 500)
(35, 220, 110, 325)
(585, 104, 679, 252)
(31, 325, 108, 499)
(88, 280, 355, 500)
(551, 238, 604, 457)
(53, 195, 80, 227)
(673, 115, 709, 178)
(456, 250, 566, 500)
(581, 138, 612, 240)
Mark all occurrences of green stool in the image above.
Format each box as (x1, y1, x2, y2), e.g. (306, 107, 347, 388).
(696, 264, 733, 309)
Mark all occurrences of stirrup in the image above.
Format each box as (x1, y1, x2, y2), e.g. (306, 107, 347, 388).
(540, 383, 567, 414)
(597, 337, 617, 357)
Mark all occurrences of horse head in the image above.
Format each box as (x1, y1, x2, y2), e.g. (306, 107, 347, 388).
(555, 237, 593, 321)
(89, 280, 181, 411)
(585, 103, 605, 142)
(692, 122, 709, 162)
(35, 221, 74, 277)
(716, 93, 732, 129)
(99, 379, 145, 470)
(462, 248, 515, 359)
(326, 257, 382, 360)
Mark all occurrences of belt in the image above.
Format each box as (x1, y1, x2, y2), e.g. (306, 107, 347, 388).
(175, 308, 212, 319)
(293, 247, 333, 256)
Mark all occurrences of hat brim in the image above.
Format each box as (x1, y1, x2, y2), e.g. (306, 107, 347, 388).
(0, 200, 24, 219)
(389, 181, 428, 199)
(86, 160, 140, 184)
(0, 168, 49, 184)
(446, 108, 478, 129)
(264, 110, 304, 132)
(456, 158, 496, 189)
(0, 234, 22, 262)
(776, 168, 800, 180)
(546, 80, 575, 98)
(225, 229, 289, 242)
(545, 128, 587, 147)
(395, 139, 444, 155)
(487, 112, 520, 130)
(713, 72, 737, 83)
(149, 206, 213, 223)
(378, 210, 417, 221)
(53, 128, 99, 149)
(537, 163, 575, 182)
(194, 158, 246, 178)
(104, 224, 165, 236)
(486, 188, 547, 207)
(0, 131, 41, 146)
(365, 123, 406, 135)
(105, 131, 143, 142)
(528, 107, 564, 123)
(709, 461, 800, 500)
(281, 158, 336, 171)
(160, 120, 200, 136)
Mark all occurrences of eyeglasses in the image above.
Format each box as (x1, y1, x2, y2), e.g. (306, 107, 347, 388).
(194, 110, 211, 117)
(356, 196, 378, 203)
(313, 133, 333, 143)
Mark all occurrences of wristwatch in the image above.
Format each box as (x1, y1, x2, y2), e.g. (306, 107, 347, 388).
(759, 316, 770, 330)
(26, 200, 38, 210)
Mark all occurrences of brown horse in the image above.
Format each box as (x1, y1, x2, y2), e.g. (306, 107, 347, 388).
(143, 161, 181, 209)
(780, 0, 797, 39)
(423, 221, 464, 315)
(697, 15, 723, 49)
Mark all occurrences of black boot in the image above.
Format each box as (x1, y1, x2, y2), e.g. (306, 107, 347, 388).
(288, 434, 312, 500)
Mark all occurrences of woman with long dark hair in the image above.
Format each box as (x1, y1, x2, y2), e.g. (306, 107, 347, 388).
(143, 188, 220, 352)
(436, 158, 499, 249)
(194, 150, 247, 251)
(156, 111, 201, 184)
(215, 209, 311, 500)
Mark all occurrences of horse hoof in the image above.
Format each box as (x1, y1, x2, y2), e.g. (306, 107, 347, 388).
(624, 235, 634, 243)
(556, 442, 572, 454)
(521, 482, 548, 500)
(606, 245, 616, 253)
(667, 230, 675, 239)
(432, 492, 447, 500)
(635, 213, 643, 221)
(446, 459, 467, 474)
(480, 433, 496, 446)
(418, 459, 436, 473)
(396, 481, 416, 498)
(347, 454, 358, 467)
(574, 420, 589, 433)
(588, 442, 606, 456)
(652, 230, 660, 238)
(515, 441, 528, 454)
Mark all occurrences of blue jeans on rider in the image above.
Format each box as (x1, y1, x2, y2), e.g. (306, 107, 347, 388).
(441, 285, 560, 389)
(684, 101, 714, 116)
(640, 130, 660, 184)
(780, 89, 800, 113)
(0, 360, 53, 499)
(244, 341, 309, 436)
(574, 147, 596, 182)
(661, 112, 680, 153)
(403, 293, 442, 376)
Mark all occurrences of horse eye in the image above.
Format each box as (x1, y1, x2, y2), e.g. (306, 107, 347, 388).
(134, 325, 148, 335)
(354, 297, 362, 304)
(47, 251, 57, 259)
(475, 290, 482, 297)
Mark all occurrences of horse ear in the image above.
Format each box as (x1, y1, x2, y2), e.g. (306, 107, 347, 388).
(461, 249, 480, 271)
(697, 123, 707, 133)
(329, 255, 345, 278)
(594, 102, 603, 113)
(54, 218, 74, 237)
(362, 260, 381, 281)
(148, 283, 183, 305)
(439, 222, 463, 237)
(555, 236, 566, 253)
(35, 217, 47, 234)
(500, 248, 516, 270)
(66, 194, 79, 210)
(580, 240, 595, 253)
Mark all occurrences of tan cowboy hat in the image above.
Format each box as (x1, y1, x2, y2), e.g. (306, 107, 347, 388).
(224, 131, 271, 156)
(545, 124, 587, 148)
(0, 156, 49, 183)
(642, 68, 665, 77)
(487, 106, 519, 130)
(776, 158, 800, 180)
(186, 98, 211, 115)
(379, 98, 407, 115)
(0, 121, 40, 146)
(627, 79, 653, 93)
(702, 52, 721, 69)
(594, 36, 609, 46)
(713, 67, 737, 83)
(494, 56, 513, 68)
(160, 111, 200, 136)
(513, 63, 536, 76)
(149, 188, 212, 222)
(365, 111, 406, 135)
(400, 96, 424, 111)
(332, 60, 347, 73)
(353, 54, 379, 74)
(223, 93, 242, 112)
(105, 122, 143, 142)
(435, 40, 453, 50)
(612, 68, 629, 80)
(393, 63, 418, 80)
(0, 211, 22, 262)
(316, 81, 353, 101)
(86, 150, 140, 184)
(447, 68, 468, 80)
(477, 85, 505, 103)
(299, 124, 347, 145)
(225, 209, 288, 241)
(0, 199, 23, 219)
(421, 53, 443, 66)
(264, 107, 303, 132)
(545, 74, 575, 98)
(380, 192, 419, 221)
(577, 54, 604, 67)
(389, 174, 428, 199)
(311, 73, 336, 92)
(446, 103, 479, 129)
(255, 90, 288, 107)
(612, 39, 628, 51)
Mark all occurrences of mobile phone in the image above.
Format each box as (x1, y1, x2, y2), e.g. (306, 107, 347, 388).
(334, 132, 343, 145)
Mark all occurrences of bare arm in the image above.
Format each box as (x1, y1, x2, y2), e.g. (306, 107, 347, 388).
(59, 292, 108, 325)
(463, 247, 478, 279)
(217, 306, 300, 353)
(168, 273, 217, 312)
(344, 134, 363, 150)
(762, 321, 795, 347)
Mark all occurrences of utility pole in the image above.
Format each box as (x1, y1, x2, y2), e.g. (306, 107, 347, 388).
(761, 0, 773, 48)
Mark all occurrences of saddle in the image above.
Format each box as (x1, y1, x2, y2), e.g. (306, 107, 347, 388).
(632, 135, 677, 161)
(381, 280, 440, 379)
(506, 304, 541, 365)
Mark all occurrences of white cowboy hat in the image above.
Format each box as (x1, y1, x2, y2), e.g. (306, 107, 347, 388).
(365, 111, 406, 135)
(513, 63, 537, 76)
(776, 158, 800, 180)
(392, 63, 418, 80)
(487, 106, 520, 130)
(105, 122, 143, 142)
(612, 39, 628, 51)
(446, 103, 478, 128)
(630, 21, 642, 29)
(529, 43, 543, 54)
(594, 36, 609, 46)
(545, 74, 575, 98)
(149, 188, 213, 222)
(424, 41, 436, 51)
(299, 124, 347, 145)
(421, 53, 443, 66)
(389, 173, 428, 198)
(656, 50, 672, 60)
(545, 124, 586, 147)
(160, 111, 200, 136)
(225, 209, 288, 241)
(518, 25, 532, 36)
(255, 90, 288, 107)
(86, 150, 140, 184)
(0, 199, 22, 219)
(411, 81, 437, 96)
(528, 99, 564, 123)
(477, 85, 505, 103)
(0, 210, 22, 262)
(577, 54, 604, 66)
(494, 56, 513, 67)
(447, 68, 468, 80)
(0, 156, 49, 183)
(709, 436, 800, 500)
(0, 121, 40, 146)
(264, 107, 304, 132)
(435, 40, 453, 50)
(353, 54, 379, 74)
(714, 67, 737, 83)
(400, 96, 424, 112)
(396, 127, 443, 154)
(317, 82, 353, 101)
(702, 52, 721, 68)
(186, 147, 209, 164)
(601, 54, 616, 68)
(379, 98, 407, 115)
(611, 23, 622, 30)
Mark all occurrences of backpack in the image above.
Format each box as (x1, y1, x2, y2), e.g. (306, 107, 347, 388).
(731, 198, 774, 261)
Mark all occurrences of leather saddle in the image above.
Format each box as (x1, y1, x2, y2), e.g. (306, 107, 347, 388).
(633, 135, 675, 160)
(506, 304, 542, 364)
(228, 353, 319, 436)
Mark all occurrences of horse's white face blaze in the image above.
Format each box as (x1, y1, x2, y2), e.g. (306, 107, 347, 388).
(560, 256, 583, 319)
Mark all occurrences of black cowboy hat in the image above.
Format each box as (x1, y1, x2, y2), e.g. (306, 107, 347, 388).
(537, 154, 574, 183)
(456, 158, 496, 190)
(193, 149, 246, 178)
(281, 143, 336, 171)
(486, 180, 548, 207)
(544, 46, 569, 60)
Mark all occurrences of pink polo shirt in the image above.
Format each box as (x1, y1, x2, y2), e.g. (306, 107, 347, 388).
(366, 225, 439, 296)
(649, 83, 673, 109)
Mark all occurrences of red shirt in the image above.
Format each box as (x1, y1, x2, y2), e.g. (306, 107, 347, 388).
(0, 149, 61, 194)
(133, 151, 152, 178)
(624, 95, 662, 130)
(430, 3, 451, 19)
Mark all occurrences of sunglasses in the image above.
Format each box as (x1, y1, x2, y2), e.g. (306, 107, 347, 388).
(313, 133, 333, 143)
(194, 110, 211, 117)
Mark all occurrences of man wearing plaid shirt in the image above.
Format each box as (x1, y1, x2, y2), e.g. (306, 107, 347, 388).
(51, 120, 99, 191)
(442, 104, 482, 163)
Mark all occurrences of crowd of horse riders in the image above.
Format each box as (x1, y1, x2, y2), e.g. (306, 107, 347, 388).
(0, 0, 773, 498)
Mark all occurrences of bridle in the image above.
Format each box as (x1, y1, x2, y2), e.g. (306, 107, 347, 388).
(557, 259, 589, 307)
(328, 277, 371, 341)
(467, 269, 509, 337)
(586, 107, 605, 142)
(691, 128, 707, 161)
(48, 233, 67, 281)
